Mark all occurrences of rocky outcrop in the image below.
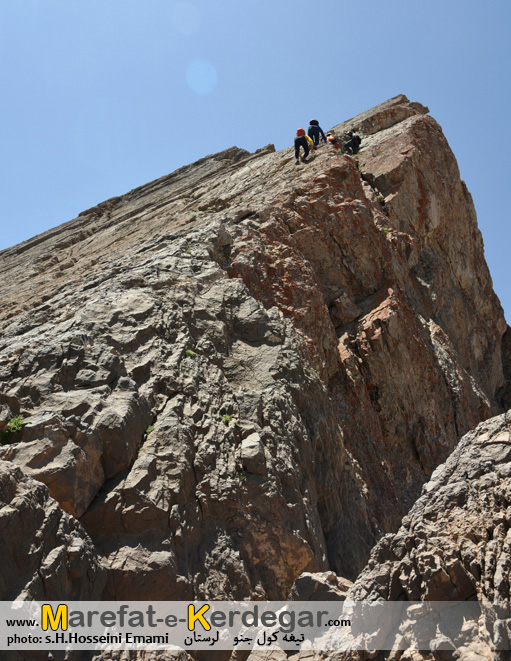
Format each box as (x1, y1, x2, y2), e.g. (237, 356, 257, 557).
(0, 460, 105, 601)
(288, 571, 352, 602)
(0, 95, 508, 605)
(335, 409, 511, 659)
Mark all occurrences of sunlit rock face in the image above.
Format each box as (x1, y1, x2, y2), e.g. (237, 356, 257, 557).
(0, 95, 508, 606)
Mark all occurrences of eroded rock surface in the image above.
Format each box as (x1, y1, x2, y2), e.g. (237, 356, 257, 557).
(0, 460, 105, 601)
(0, 95, 508, 607)
(332, 410, 511, 660)
(288, 571, 352, 602)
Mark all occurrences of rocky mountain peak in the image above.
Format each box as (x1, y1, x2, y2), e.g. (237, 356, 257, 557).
(0, 95, 509, 621)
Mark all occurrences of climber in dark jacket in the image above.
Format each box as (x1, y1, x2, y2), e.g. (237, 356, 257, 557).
(344, 131, 362, 155)
(307, 119, 327, 147)
(294, 128, 310, 164)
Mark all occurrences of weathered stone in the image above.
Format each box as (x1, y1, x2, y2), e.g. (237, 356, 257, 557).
(0, 460, 105, 601)
(288, 571, 353, 601)
(339, 411, 511, 658)
(241, 432, 267, 476)
(0, 95, 509, 629)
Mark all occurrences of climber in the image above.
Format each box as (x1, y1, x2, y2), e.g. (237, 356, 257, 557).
(308, 119, 327, 147)
(344, 131, 362, 155)
(326, 132, 341, 152)
(294, 128, 310, 164)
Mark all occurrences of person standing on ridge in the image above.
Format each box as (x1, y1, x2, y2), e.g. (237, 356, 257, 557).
(294, 128, 310, 164)
(308, 119, 327, 147)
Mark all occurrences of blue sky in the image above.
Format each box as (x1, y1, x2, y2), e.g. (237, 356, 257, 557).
(1, 0, 509, 322)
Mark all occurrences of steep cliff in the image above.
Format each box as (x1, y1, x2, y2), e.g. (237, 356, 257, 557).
(335, 409, 511, 659)
(0, 95, 508, 604)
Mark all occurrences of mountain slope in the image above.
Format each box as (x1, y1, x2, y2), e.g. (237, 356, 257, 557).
(0, 95, 508, 602)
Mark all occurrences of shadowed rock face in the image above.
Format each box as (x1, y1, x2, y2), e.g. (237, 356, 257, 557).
(334, 410, 511, 660)
(0, 461, 105, 601)
(0, 95, 508, 603)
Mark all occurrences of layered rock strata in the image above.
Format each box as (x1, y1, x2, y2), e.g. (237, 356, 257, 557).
(0, 95, 508, 605)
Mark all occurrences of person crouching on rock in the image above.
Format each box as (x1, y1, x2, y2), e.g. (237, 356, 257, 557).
(308, 119, 327, 147)
(326, 132, 341, 152)
(344, 131, 362, 155)
(294, 128, 311, 164)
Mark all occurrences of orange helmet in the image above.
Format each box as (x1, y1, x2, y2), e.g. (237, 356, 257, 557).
(296, 128, 306, 136)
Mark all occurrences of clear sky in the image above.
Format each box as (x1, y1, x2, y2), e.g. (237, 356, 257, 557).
(1, 0, 509, 322)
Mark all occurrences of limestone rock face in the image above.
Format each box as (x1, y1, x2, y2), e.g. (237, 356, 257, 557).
(0, 95, 508, 602)
(339, 410, 511, 659)
(0, 460, 105, 600)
